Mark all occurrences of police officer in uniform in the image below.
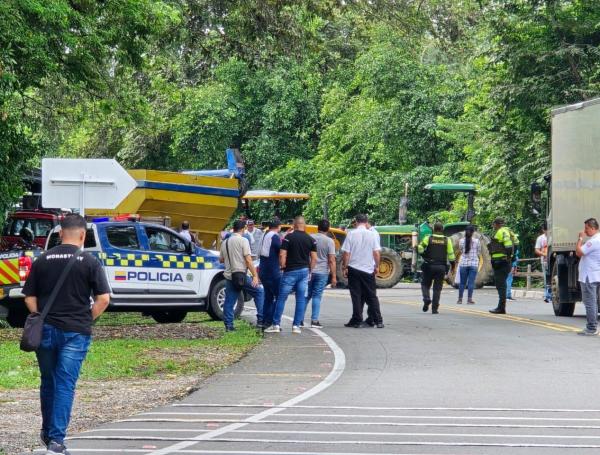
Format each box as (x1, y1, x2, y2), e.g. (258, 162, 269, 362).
(418, 222, 455, 314)
(488, 217, 514, 314)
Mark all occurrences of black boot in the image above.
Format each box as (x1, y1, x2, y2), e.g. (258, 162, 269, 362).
(422, 301, 431, 312)
(489, 305, 506, 314)
(432, 305, 439, 314)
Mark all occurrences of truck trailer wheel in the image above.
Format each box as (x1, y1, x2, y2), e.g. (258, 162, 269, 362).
(447, 232, 493, 289)
(551, 260, 575, 317)
(207, 278, 244, 321)
(151, 310, 188, 324)
(376, 247, 403, 288)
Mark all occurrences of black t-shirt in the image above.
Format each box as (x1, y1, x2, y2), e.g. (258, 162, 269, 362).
(22, 244, 111, 335)
(281, 231, 317, 272)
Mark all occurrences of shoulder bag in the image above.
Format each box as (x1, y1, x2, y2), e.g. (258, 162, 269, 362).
(20, 250, 82, 352)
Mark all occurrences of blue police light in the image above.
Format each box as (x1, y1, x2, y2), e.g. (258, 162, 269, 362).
(92, 217, 110, 222)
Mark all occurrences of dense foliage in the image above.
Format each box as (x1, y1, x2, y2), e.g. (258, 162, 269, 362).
(2, 0, 599, 245)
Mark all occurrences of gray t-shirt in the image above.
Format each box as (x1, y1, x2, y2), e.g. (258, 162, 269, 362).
(311, 232, 336, 275)
(220, 234, 251, 280)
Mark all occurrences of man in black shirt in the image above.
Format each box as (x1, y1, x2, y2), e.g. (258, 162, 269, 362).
(23, 214, 110, 455)
(265, 216, 317, 334)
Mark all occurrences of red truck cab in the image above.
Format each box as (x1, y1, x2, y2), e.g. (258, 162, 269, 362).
(0, 210, 62, 251)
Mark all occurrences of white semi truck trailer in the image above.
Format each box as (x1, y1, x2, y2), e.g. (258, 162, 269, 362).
(546, 97, 600, 316)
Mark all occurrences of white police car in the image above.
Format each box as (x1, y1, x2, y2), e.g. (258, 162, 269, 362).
(44, 221, 243, 323)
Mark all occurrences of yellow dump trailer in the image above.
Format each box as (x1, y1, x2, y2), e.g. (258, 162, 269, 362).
(88, 169, 240, 248)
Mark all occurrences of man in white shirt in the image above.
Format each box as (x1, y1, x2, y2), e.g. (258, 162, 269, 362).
(246, 220, 264, 259)
(534, 222, 551, 303)
(341, 214, 383, 328)
(576, 218, 600, 336)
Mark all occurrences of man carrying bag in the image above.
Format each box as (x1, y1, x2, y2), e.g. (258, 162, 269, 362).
(22, 214, 110, 455)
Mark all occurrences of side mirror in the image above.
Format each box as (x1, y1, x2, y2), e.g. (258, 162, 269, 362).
(531, 182, 542, 216)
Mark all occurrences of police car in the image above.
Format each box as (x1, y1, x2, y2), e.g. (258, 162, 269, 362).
(40, 220, 243, 323)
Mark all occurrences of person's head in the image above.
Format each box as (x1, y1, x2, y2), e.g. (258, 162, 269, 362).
(232, 219, 246, 233)
(59, 214, 87, 247)
(269, 219, 281, 232)
(433, 221, 444, 233)
(492, 217, 505, 230)
(355, 214, 368, 225)
(181, 221, 190, 231)
(542, 221, 548, 233)
(247, 220, 255, 231)
(293, 216, 306, 231)
(465, 224, 475, 238)
(584, 218, 599, 236)
(317, 219, 330, 233)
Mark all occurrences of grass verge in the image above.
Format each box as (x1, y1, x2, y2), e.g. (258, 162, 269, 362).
(0, 313, 261, 389)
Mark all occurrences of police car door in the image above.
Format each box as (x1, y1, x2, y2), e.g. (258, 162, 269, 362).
(101, 224, 148, 296)
(141, 225, 199, 297)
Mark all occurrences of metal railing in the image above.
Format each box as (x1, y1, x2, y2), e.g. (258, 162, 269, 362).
(513, 257, 544, 291)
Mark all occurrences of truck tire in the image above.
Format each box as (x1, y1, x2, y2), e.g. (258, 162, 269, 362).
(335, 255, 348, 289)
(151, 310, 188, 324)
(207, 277, 244, 321)
(447, 232, 493, 289)
(376, 247, 404, 288)
(551, 259, 575, 317)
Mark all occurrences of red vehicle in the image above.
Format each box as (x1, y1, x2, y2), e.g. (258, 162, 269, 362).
(0, 210, 62, 250)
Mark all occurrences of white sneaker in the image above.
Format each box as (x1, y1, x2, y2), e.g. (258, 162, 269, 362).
(292, 325, 302, 334)
(264, 324, 281, 333)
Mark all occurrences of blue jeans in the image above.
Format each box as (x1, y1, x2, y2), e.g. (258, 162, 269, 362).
(458, 265, 478, 300)
(542, 261, 552, 301)
(306, 273, 329, 321)
(36, 324, 91, 444)
(506, 270, 514, 298)
(259, 271, 280, 326)
(272, 268, 309, 326)
(223, 275, 264, 328)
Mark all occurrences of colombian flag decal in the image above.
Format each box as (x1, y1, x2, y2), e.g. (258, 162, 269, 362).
(115, 271, 127, 281)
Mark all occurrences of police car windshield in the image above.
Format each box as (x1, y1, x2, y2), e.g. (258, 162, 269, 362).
(47, 229, 96, 249)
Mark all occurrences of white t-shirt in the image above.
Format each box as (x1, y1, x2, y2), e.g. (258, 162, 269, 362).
(535, 233, 548, 265)
(341, 225, 381, 274)
(578, 233, 600, 283)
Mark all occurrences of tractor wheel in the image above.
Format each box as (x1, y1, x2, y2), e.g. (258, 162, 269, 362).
(376, 248, 404, 288)
(447, 232, 493, 289)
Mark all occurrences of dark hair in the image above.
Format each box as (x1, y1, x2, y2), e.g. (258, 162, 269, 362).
(318, 219, 330, 232)
(268, 219, 281, 229)
(181, 221, 190, 230)
(355, 214, 368, 224)
(61, 214, 86, 231)
(464, 224, 475, 254)
(232, 219, 246, 232)
(542, 221, 548, 231)
(433, 222, 444, 233)
(585, 218, 599, 230)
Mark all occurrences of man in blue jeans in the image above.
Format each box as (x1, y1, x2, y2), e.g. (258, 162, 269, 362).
(219, 219, 263, 330)
(305, 219, 337, 328)
(23, 215, 110, 455)
(265, 216, 317, 334)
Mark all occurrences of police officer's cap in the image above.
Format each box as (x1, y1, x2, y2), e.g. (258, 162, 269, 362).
(493, 217, 505, 226)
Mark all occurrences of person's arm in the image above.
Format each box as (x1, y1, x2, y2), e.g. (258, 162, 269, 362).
(219, 242, 226, 263)
(24, 296, 38, 314)
(576, 231, 586, 258)
(310, 251, 318, 272)
(328, 253, 337, 287)
(279, 249, 287, 269)
(342, 251, 350, 278)
(245, 254, 259, 287)
(91, 293, 110, 320)
(534, 237, 544, 257)
(447, 239, 455, 262)
(373, 249, 381, 272)
(503, 230, 514, 256)
(417, 236, 429, 254)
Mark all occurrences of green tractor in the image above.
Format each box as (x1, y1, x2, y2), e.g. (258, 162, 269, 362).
(373, 183, 493, 288)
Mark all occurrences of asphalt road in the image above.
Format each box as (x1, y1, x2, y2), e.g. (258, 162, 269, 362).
(55, 284, 600, 455)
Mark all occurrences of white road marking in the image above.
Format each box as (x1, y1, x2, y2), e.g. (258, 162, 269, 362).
(171, 403, 600, 413)
(117, 418, 600, 429)
(129, 412, 600, 422)
(36, 449, 472, 455)
(68, 431, 600, 440)
(144, 318, 346, 455)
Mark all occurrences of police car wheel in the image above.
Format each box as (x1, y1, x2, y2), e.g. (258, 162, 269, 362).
(151, 310, 188, 324)
(208, 278, 244, 321)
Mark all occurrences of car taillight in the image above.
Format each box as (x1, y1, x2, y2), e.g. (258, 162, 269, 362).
(19, 256, 32, 282)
